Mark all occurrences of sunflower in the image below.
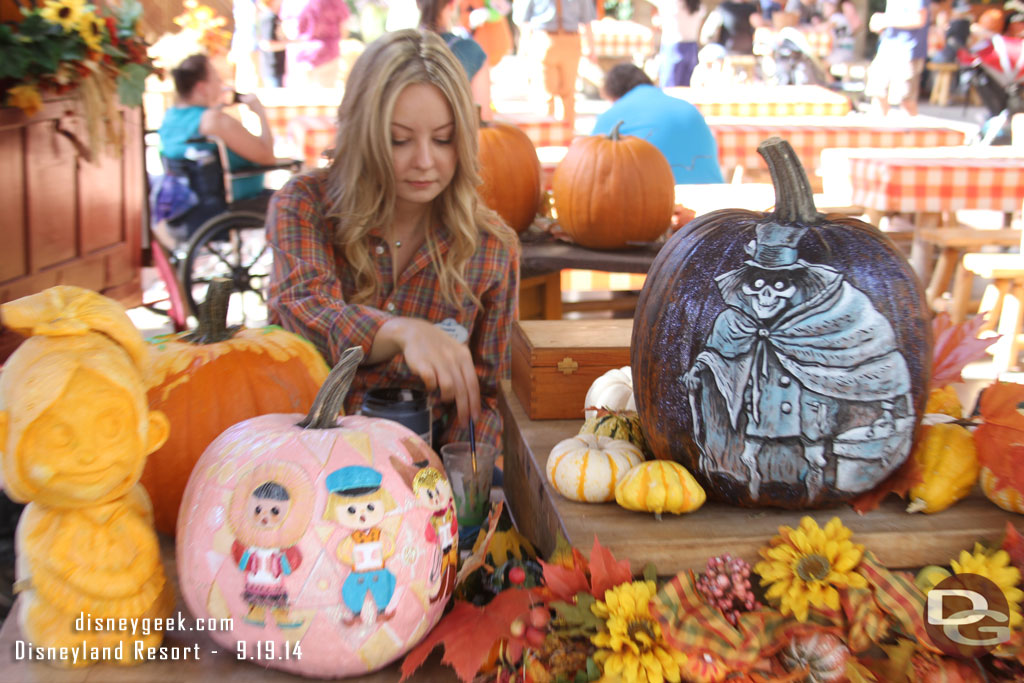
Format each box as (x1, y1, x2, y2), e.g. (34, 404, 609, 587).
(591, 580, 688, 683)
(77, 13, 106, 52)
(40, 0, 86, 32)
(951, 543, 1024, 629)
(6, 84, 43, 117)
(754, 516, 867, 622)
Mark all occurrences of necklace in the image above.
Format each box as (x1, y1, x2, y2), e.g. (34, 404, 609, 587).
(394, 240, 402, 249)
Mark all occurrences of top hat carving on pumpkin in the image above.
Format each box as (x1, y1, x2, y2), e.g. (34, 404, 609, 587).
(744, 222, 808, 271)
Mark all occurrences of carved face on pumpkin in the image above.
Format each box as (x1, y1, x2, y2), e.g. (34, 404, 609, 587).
(741, 271, 798, 320)
(248, 481, 292, 531)
(412, 467, 452, 513)
(228, 462, 315, 548)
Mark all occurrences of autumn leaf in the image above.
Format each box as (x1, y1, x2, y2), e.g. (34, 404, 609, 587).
(456, 501, 504, 586)
(930, 312, 999, 389)
(849, 454, 922, 515)
(1002, 521, 1024, 577)
(540, 552, 590, 604)
(400, 588, 536, 682)
(588, 535, 632, 598)
(974, 382, 1024, 491)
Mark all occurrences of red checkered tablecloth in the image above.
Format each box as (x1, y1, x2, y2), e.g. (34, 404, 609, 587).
(591, 18, 655, 58)
(666, 85, 851, 117)
(821, 147, 1024, 213)
(266, 104, 337, 141)
(709, 116, 972, 177)
(287, 115, 336, 168)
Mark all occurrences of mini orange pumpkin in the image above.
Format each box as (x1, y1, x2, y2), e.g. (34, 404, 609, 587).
(478, 120, 541, 234)
(140, 281, 330, 534)
(552, 121, 675, 250)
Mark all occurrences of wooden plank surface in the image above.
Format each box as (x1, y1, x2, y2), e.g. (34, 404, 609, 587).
(499, 380, 1020, 572)
(0, 538, 457, 683)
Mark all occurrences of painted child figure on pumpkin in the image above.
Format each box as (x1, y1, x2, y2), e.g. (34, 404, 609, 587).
(325, 465, 400, 626)
(412, 467, 458, 602)
(230, 480, 303, 628)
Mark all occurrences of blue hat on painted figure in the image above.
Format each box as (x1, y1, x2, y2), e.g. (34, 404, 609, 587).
(326, 466, 383, 496)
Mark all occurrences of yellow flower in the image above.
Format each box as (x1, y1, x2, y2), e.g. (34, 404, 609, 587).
(40, 0, 86, 32)
(951, 543, 1024, 629)
(7, 84, 43, 117)
(754, 516, 867, 622)
(77, 12, 106, 52)
(591, 580, 687, 683)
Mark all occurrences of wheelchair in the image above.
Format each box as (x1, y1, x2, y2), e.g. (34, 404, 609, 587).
(150, 135, 300, 326)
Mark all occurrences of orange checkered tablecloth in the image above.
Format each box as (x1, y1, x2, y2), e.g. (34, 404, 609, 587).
(265, 103, 337, 140)
(494, 112, 575, 148)
(665, 85, 852, 117)
(708, 116, 972, 178)
(591, 18, 655, 58)
(821, 146, 1024, 214)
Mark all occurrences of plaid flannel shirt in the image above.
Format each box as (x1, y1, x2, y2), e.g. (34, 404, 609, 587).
(267, 170, 520, 449)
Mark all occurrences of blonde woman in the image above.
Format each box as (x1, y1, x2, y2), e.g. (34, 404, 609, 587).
(266, 29, 520, 451)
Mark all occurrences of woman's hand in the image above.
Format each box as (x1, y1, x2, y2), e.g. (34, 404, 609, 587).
(373, 317, 481, 426)
(237, 92, 266, 115)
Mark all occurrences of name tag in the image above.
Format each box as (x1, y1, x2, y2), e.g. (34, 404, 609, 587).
(436, 318, 469, 344)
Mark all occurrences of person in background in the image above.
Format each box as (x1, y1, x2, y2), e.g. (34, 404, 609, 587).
(699, 0, 766, 55)
(784, 0, 825, 28)
(279, 0, 351, 87)
(592, 63, 724, 184)
(156, 54, 279, 241)
(418, 0, 494, 120)
(864, 0, 929, 116)
(647, 0, 707, 87)
(265, 29, 519, 450)
(458, 0, 514, 68)
(256, 0, 287, 87)
(823, 0, 860, 65)
(513, 0, 597, 129)
(230, 0, 262, 91)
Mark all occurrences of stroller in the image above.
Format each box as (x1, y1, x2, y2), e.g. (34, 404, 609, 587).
(958, 32, 1024, 144)
(761, 27, 833, 86)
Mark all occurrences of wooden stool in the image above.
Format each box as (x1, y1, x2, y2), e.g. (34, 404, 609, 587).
(927, 62, 959, 106)
(918, 227, 1023, 321)
(962, 253, 1024, 373)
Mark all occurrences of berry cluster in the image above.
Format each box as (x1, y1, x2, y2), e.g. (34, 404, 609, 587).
(695, 553, 761, 626)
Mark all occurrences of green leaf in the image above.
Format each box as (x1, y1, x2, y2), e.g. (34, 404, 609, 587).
(642, 562, 658, 584)
(550, 593, 603, 638)
(117, 62, 150, 106)
(113, 0, 145, 30)
(586, 656, 601, 680)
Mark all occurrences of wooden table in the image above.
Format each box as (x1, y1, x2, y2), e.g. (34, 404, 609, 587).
(0, 538, 457, 683)
(708, 115, 973, 187)
(499, 380, 1020, 573)
(821, 146, 1024, 279)
(664, 85, 852, 117)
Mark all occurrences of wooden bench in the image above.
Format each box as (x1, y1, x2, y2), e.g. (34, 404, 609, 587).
(927, 62, 959, 107)
(962, 253, 1024, 373)
(918, 227, 1023, 321)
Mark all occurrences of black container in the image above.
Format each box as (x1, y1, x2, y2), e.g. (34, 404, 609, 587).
(360, 388, 432, 446)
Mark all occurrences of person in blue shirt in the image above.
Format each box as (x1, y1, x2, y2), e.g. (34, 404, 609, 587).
(157, 54, 281, 239)
(864, 0, 930, 115)
(591, 63, 724, 185)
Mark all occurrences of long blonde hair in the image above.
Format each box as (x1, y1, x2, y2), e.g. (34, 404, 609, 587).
(326, 29, 516, 308)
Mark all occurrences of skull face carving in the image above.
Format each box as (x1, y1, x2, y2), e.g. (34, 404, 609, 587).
(741, 274, 797, 319)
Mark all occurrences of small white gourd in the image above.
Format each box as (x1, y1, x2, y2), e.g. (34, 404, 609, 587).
(546, 433, 644, 503)
(584, 366, 636, 420)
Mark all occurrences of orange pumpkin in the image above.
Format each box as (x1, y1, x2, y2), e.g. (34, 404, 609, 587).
(140, 281, 330, 534)
(478, 120, 541, 234)
(552, 121, 675, 250)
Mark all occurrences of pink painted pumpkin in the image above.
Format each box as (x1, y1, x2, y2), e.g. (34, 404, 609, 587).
(176, 348, 456, 678)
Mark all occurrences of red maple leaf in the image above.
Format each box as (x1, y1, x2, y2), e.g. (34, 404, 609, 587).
(1002, 521, 1024, 576)
(930, 313, 999, 389)
(400, 589, 537, 682)
(539, 550, 591, 604)
(588, 535, 633, 598)
(975, 382, 1024, 491)
(849, 453, 923, 515)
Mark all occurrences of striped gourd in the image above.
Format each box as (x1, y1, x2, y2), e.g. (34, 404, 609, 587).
(579, 410, 648, 455)
(546, 434, 644, 503)
(980, 466, 1024, 514)
(615, 460, 706, 517)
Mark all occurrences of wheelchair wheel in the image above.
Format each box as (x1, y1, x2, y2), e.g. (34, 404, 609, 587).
(180, 211, 270, 325)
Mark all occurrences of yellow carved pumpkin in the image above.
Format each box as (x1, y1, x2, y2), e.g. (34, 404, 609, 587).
(546, 434, 644, 503)
(614, 460, 706, 516)
(0, 286, 174, 666)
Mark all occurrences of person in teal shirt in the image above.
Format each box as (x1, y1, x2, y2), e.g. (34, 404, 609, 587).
(592, 64, 724, 185)
(157, 54, 281, 238)
(417, 0, 494, 119)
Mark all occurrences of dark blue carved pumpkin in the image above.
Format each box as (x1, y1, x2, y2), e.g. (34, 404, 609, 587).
(631, 138, 931, 509)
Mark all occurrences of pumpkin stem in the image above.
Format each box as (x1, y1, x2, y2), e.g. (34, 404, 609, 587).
(183, 279, 240, 344)
(608, 121, 624, 141)
(298, 346, 365, 429)
(757, 137, 820, 226)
